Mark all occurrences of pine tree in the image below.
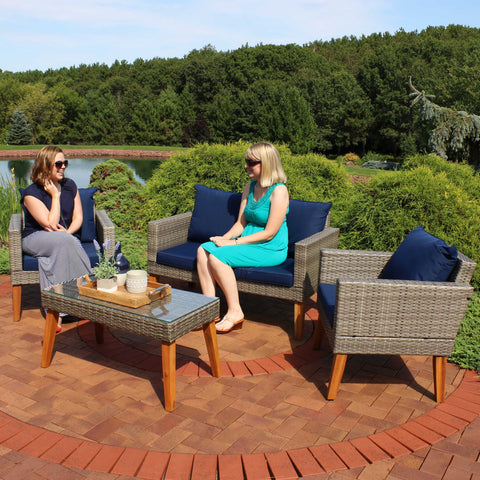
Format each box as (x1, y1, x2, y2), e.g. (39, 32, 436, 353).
(409, 77, 480, 168)
(6, 110, 33, 145)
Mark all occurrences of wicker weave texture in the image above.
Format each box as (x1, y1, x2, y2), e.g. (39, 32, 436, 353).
(41, 286, 219, 343)
(9, 210, 115, 287)
(147, 211, 339, 304)
(318, 248, 476, 357)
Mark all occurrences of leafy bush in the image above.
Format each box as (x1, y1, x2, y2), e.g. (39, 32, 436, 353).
(342, 152, 361, 165)
(337, 163, 480, 288)
(89, 159, 146, 231)
(0, 247, 9, 274)
(450, 291, 480, 371)
(0, 168, 23, 244)
(140, 142, 352, 230)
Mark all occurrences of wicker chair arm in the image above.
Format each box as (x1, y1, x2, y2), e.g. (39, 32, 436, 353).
(333, 278, 473, 339)
(8, 214, 23, 271)
(293, 227, 339, 293)
(95, 210, 116, 258)
(147, 212, 192, 263)
(319, 248, 392, 284)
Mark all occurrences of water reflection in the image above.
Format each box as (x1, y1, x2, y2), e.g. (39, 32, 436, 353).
(0, 158, 162, 188)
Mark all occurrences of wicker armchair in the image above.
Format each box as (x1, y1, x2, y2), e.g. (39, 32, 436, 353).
(147, 186, 339, 339)
(9, 196, 115, 322)
(314, 247, 476, 402)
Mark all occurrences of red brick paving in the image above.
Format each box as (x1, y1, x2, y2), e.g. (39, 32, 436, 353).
(0, 274, 478, 479)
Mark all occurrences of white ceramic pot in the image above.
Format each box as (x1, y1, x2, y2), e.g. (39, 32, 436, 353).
(126, 270, 148, 294)
(97, 277, 118, 293)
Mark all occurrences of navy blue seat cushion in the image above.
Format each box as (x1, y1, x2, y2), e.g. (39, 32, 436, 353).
(234, 259, 294, 287)
(156, 241, 294, 287)
(77, 187, 98, 242)
(187, 185, 242, 243)
(23, 241, 100, 271)
(286, 199, 332, 257)
(317, 283, 336, 327)
(379, 226, 458, 282)
(156, 241, 201, 271)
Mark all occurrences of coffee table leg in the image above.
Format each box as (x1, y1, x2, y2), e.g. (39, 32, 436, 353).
(41, 309, 59, 367)
(94, 322, 105, 344)
(202, 320, 221, 377)
(162, 341, 176, 411)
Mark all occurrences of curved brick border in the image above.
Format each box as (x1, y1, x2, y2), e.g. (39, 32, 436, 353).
(0, 371, 477, 478)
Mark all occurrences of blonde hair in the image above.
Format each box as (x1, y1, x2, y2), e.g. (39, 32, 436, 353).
(30, 145, 63, 185)
(245, 142, 287, 188)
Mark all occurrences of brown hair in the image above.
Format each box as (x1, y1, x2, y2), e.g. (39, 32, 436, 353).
(245, 142, 287, 188)
(30, 145, 63, 185)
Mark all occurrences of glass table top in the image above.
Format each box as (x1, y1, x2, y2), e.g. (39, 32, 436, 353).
(42, 277, 219, 323)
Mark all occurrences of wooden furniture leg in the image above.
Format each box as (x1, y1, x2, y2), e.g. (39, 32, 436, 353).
(313, 320, 326, 350)
(202, 320, 221, 377)
(294, 301, 305, 340)
(94, 323, 105, 344)
(41, 309, 59, 367)
(327, 353, 348, 400)
(433, 356, 446, 403)
(162, 340, 176, 412)
(12, 285, 21, 322)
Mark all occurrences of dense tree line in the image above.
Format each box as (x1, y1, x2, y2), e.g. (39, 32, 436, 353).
(1, 25, 480, 161)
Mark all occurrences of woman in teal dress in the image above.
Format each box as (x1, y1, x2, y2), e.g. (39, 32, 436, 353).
(197, 142, 289, 333)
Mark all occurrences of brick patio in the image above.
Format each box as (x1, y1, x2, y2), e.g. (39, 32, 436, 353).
(0, 274, 478, 479)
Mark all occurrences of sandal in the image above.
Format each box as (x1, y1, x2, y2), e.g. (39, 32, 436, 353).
(215, 316, 244, 334)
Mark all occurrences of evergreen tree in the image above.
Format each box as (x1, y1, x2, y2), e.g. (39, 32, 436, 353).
(409, 77, 480, 168)
(6, 110, 33, 145)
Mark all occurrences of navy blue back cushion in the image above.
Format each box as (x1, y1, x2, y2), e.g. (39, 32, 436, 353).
(286, 199, 332, 256)
(187, 185, 242, 243)
(77, 187, 98, 242)
(379, 226, 458, 282)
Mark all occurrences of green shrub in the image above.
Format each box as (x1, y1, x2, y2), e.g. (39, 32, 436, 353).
(89, 159, 146, 231)
(0, 168, 23, 244)
(0, 246, 9, 274)
(337, 165, 480, 288)
(140, 142, 352, 230)
(450, 291, 480, 371)
(404, 153, 480, 201)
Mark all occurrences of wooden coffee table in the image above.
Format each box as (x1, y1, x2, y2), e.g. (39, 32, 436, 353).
(40, 277, 221, 411)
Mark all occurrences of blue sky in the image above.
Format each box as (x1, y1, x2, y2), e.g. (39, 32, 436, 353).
(2, 0, 480, 73)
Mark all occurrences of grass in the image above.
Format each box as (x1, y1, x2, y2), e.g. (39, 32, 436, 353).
(344, 165, 386, 177)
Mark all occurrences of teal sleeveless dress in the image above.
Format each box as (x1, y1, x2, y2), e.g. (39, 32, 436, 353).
(201, 181, 288, 267)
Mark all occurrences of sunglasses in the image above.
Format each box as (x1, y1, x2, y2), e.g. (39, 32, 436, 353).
(245, 159, 261, 167)
(54, 160, 68, 169)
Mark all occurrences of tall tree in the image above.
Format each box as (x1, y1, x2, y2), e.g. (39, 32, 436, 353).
(409, 77, 480, 168)
(6, 110, 33, 145)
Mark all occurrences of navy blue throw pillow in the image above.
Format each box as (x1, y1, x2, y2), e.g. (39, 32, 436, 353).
(187, 185, 242, 243)
(78, 187, 98, 242)
(286, 199, 332, 256)
(379, 226, 458, 282)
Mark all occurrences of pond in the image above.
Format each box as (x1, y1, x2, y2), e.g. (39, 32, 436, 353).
(0, 157, 163, 188)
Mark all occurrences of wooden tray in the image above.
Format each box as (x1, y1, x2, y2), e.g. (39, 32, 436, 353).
(78, 280, 171, 308)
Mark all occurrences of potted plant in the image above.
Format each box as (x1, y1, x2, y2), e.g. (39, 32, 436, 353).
(92, 239, 119, 292)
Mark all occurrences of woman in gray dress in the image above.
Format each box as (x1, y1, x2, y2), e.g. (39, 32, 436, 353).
(21, 146, 92, 332)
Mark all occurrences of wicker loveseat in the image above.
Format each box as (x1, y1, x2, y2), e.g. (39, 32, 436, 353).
(9, 187, 115, 322)
(148, 184, 339, 339)
(314, 226, 476, 402)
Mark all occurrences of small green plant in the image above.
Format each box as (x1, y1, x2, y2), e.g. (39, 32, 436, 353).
(0, 168, 23, 245)
(92, 239, 119, 279)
